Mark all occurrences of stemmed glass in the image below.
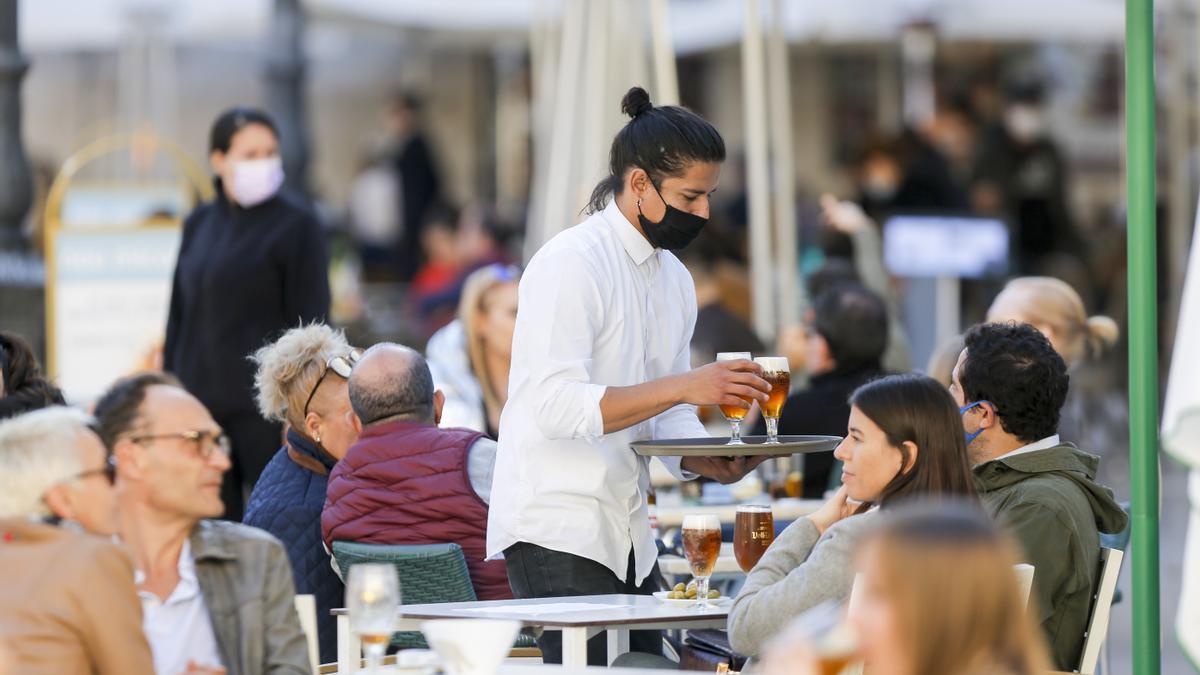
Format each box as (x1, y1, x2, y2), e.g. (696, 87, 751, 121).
(753, 356, 790, 444)
(682, 514, 722, 609)
(348, 563, 400, 674)
(716, 352, 753, 445)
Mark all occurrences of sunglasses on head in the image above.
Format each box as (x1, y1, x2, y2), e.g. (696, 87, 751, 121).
(303, 349, 362, 417)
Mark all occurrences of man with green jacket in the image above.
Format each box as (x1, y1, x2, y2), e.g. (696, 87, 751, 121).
(950, 321, 1127, 671)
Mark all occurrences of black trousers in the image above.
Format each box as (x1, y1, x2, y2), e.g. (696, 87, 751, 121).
(505, 542, 663, 665)
(215, 410, 281, 522)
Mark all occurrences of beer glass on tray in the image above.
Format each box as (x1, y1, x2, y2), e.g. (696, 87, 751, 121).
(682, 514, 723, 609)
(754, 356, 790, 444)
(715, 352, 753, 445)
(734, 504, 775, 572)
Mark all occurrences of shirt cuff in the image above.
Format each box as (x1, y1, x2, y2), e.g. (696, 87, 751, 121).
(659, 455, 699, 481)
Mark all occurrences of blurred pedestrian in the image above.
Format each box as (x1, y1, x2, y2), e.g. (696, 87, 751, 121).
(426, 264, 521, 437)
(164, 107, 331, 520)
(387, 92, 443, 282)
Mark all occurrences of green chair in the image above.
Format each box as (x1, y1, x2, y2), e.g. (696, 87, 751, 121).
(331, 541, 537, 650)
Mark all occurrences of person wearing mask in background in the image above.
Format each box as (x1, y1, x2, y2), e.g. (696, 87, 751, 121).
(243, 324, 360, 663)
(971, 80, 1076, 274)
(951, 322, 1127, 670)
(489, 86, 774, 665)
(986, 276, 1122, 459)
(388, 92, 443, 282)
(0, 407, 155, 675)
(753, 284, 889, 498)
(729, 375, 978, 660)
(164, 107, 331, 521)
(0, 331, 65, 419)
(95, 373, 309, 675)
(427, 264, 521, 437)
(760, 503, 1051, 675)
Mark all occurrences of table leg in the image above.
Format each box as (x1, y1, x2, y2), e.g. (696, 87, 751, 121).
(561, 627, 589, 668)
(337, 614, 360, 674)
(606, 628, 630, 666)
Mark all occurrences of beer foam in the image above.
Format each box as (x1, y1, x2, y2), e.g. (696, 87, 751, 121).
(682, 514, 722, 531)
(717, 352, 752, 362)
(753, 356, 789, 373)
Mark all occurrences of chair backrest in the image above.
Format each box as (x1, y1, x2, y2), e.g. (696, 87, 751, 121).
(331, 541, 478, 649)
(1013, 563, 1035, 609)
(293, 594, 319, 675)
(1076, 548, 1124, 675)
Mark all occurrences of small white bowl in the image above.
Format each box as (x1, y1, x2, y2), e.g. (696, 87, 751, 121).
(421, 619, 521, 675)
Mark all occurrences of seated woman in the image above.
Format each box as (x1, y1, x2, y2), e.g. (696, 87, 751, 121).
(425, 263, 520, 437)
(728, 373, 978, 657)
(0, 331, 65, 419)
(763, 503, 1051, 675)
(0, 406, 154, 674)
(243, 323, 360, 663)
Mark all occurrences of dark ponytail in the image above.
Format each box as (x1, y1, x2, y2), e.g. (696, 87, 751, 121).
(585, 86, 726, 214)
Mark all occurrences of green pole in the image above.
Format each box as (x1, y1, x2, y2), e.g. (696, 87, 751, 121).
(1125, 1, 1161, 674)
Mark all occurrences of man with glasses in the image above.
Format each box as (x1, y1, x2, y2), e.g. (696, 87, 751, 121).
(321, 342, 512, 600)
(0, 406, 155, 674)
(94, 372, 308, 675)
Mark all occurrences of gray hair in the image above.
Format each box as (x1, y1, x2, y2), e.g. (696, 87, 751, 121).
(348, 343, 435, 425)
(0, 406, 95, 518)
(251, 323, 352, 429)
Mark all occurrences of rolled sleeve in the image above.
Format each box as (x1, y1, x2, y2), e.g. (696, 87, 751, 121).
(518, 248, 609, 441)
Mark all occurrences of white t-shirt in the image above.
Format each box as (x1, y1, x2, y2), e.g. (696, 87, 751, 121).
(137, 539, 224, 675)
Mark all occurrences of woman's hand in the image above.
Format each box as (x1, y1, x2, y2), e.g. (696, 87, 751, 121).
(807, 486, 855, 535)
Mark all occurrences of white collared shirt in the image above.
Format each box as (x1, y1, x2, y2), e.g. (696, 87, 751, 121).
(487, 200, 702, 584)
(137, 539, 224, 675)
(996, 434, 1062, 461)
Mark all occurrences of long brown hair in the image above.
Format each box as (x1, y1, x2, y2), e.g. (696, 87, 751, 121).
(848, 373, 977, 507)
(857, 503, 1052, 675)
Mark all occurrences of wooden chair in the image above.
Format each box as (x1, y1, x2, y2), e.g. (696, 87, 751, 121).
(1075, 548, 1124, 675)
(294, 594, 320, 675)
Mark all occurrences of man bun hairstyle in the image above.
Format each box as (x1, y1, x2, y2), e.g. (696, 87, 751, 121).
(585, 86, 725, 214)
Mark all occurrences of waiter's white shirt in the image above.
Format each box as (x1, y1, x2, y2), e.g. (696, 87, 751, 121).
(487, 199, 704, 584)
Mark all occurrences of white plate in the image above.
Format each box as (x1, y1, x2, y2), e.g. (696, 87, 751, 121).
(652, 591, 731, 606)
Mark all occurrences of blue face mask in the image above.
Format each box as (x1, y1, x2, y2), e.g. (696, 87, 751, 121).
(960, 400, 989, 445)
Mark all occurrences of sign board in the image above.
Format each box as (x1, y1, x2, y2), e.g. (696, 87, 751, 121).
(50, 228, 181, 403)
(883, 214, 1009, 279)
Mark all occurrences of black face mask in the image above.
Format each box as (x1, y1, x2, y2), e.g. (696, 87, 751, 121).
(636, 179, 708, 251)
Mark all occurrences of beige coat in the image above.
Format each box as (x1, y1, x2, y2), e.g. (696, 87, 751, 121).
(0, 518, 154, 674)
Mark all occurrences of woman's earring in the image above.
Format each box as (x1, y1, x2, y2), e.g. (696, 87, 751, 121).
(315, 435, 322, 444)
(636, 198, 642, 208)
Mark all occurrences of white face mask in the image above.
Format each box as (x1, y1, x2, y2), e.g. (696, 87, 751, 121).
(230, 156, 284, 207)
(1005, 106, 1044, 144)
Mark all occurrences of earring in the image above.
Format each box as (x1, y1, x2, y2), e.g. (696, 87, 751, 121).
(636, 198, 642, 208)
(315, 435, 322, 444)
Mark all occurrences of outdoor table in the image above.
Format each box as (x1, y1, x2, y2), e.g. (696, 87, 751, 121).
(334, 593, 729, 672)
(655, 497, 821, 528)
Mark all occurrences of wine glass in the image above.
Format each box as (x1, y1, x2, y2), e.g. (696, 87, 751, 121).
(753, 356, 790, 444)
(682, 514, 722, 609)
(716, 352, 753, 445)
(348, 563, 400, 674)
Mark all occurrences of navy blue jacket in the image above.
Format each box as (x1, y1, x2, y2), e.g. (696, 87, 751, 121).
(244, 429, 341, 663)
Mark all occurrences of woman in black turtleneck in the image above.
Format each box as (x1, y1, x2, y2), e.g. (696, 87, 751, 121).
(753, 283, 889, 498)
(164, 107, 330, 520)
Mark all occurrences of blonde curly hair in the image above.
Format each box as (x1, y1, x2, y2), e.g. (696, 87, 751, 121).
(252, 323, 353, 430)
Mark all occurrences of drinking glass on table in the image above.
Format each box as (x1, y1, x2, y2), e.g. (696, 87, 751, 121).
(754, 356, 790, 444)
(715, 352, 754, 445)
(348, 563, 400, 674)
(682, 514, 723, 609)
(734, 504, 775, 572)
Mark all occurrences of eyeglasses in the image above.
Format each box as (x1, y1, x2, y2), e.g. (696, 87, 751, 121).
(303, 349, 362, 417)
(72, 456, 117, 485)
(130, 430, 232, 459)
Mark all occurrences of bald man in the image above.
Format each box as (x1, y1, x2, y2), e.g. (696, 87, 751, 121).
(320, 343, 511, 600)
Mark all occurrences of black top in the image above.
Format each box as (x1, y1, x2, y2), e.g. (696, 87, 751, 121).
(164, 182, 330, 416)
(753, 364, 883, 498)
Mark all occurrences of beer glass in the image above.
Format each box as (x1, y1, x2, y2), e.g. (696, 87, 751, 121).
(754, 356, 790, 444)
(716, 352, 753, 445)
(734, 504, 774, 572)
(682, 514, 723, 609)
(348, 563, 400, 674)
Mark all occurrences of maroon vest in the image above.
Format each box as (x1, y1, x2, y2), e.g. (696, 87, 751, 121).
(321, 420, 513, 601)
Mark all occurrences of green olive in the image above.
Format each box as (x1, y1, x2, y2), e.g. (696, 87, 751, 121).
(708, 590, 721, 599)
(673, 583, 686, 592)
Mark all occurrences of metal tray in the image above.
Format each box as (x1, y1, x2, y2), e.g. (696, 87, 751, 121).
(631, 435, 842, 457)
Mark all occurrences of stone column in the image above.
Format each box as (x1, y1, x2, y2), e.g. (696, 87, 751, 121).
(264, 0, 309, 197)
(0, 0, 32, 251)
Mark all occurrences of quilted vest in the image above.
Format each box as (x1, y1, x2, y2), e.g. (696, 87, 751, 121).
(322, 419, 513, 600)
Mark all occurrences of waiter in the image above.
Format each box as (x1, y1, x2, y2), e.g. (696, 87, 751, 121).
(487, 87, 771, 664)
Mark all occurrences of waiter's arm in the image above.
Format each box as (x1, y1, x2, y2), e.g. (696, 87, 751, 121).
(599, 360, 769, 434)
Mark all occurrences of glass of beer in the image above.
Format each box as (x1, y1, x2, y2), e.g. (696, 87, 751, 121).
(716, 352, 753, 445)
(734, 504, 774, 572)
(348, 563, 400, 674)
(754, 356, 790, 444)
(682, 514, 723, 609)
